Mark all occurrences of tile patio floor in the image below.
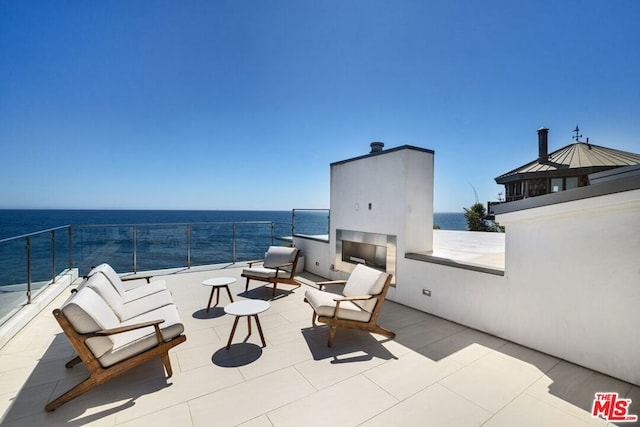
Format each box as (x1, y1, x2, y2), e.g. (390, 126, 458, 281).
(0, 264, 637, 426)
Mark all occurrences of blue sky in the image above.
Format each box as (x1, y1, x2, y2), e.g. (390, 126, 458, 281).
(1, 1, 639, 212)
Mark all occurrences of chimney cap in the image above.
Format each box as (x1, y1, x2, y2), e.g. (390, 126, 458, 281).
(538, 126, 549, 132)
(370, 141, 384, 153)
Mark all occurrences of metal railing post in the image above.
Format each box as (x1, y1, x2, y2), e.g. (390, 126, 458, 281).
(232, 223, 236, 263)
(68, 226, 73, 270)
(291, 209, 296, 237)
(270, 222, 275, 246)
(52, 229, 56, 283)
(187, 224, 191, 268)
(26, 236, 32, 304)
(133, 225, 138, 273)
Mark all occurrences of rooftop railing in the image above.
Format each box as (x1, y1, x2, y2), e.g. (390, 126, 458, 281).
(0, 220, 287, 326)
(0, 210, 330, 326)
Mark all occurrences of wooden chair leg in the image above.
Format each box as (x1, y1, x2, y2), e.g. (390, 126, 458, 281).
(160, 352, 173, 377)
(45, 375, 101, 412)
(328, 325, 337, 347)
(370, 325, 396, 339)
(65, 355, 82, 368)
(245, 278, 250, 292)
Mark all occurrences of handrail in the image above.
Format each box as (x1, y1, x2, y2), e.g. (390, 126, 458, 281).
(0, 225, 71, 244)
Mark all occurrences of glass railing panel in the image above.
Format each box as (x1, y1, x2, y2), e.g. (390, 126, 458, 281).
(292, 209, 329, 238)
(0, 238, 26, 287)
(0, 238, 28, 326)
(28, 232, 55, 293)
(0, 226, 72, 326)
(190, 223, 234, 266)
(234, 222, 278, 262)
(73, 225, 136, 276)
(135, 224, 188, 272)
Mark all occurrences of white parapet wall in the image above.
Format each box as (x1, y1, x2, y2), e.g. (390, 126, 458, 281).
(397, 187, 640, 386)
(496, 188, 640, 386)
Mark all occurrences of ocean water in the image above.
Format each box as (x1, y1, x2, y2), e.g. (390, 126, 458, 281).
(433, 212, 467, 231)
(0, 210, 465, 286)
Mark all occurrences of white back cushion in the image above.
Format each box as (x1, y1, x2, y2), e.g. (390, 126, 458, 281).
(85, 273, 126, 320)
(342, 264, 390, 313)
(263, 247, 298, 269)
(61, 287, 119, 357)
(88, 263, 126, 297)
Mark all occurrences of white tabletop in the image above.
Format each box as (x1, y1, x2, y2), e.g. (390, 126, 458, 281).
(224, 300, 270, 316)
(202, 277, 236, 287)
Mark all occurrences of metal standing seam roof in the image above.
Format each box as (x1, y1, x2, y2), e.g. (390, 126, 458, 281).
(495, 142, 640, 182)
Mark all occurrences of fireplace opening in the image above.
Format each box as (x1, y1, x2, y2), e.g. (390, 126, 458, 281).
(341, 240, 387, 271)
(335, 229, 396, 284)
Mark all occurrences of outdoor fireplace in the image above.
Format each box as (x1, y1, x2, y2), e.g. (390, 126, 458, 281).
(336, 229, 396, 283)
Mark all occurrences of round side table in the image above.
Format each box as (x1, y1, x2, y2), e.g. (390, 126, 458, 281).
(224, 300, 271, 349)
(202, 277, 236, 312)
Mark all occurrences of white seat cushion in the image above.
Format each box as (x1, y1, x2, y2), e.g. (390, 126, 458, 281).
(120, 281, 168, 303)
(98, 304, 184, 368)
(304, 288, 372, 323)
(242, 267, 293, 279)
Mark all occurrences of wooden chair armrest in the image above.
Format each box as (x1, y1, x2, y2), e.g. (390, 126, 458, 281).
(88, 319, 165, 338)
(274, 262, 294, 270)
(332, 295, 373, 319)
(333, 295, 375, 302)
(246, 259, 264, 267)
(121, 275, 153, 284)
(317, 280, 347, 290)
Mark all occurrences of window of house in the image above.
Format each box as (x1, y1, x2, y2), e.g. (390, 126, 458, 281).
(566, 177, 578, 190)
(550, 177, 579, 193)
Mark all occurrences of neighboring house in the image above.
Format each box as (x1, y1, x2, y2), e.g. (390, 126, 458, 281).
(494, 127, 640, 202)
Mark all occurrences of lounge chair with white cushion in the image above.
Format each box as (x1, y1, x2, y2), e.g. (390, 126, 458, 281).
(241, 246, 301, 296)
(304, 264, 395, 347)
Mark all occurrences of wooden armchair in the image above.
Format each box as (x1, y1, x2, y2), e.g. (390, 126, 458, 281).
(304, 264, 395, 347)
(241, 246, 301, 296)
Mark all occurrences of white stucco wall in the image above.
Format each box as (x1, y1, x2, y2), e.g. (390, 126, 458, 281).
(394, 189, 640, 386)
(496, 189, 640, 385)
(291, 237, 331, 278)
